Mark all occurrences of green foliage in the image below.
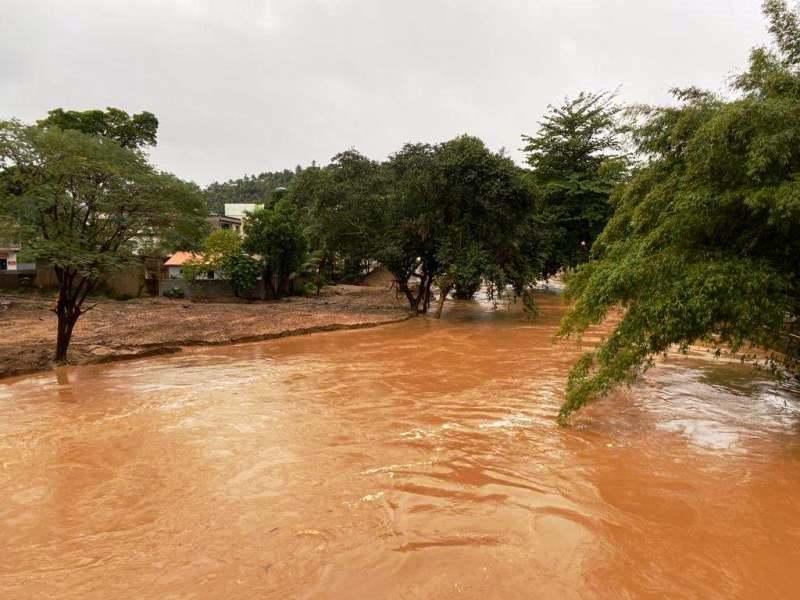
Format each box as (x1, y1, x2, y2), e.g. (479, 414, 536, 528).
(293, 150, 386, 282)
(226, 253, 260, 298)
(284, 136, 554, 313)
(522, 91, 628, 271)
(163, 286, 185, 299)
(242, 198, 308, 298)
(37, 107, 158, 150)
(203, 229, 242, 265)
(0, 118, 206, 361)
(182, 228, 242, 281)
(0, 121, 205, 278)
(558, 0, 800, 422)
(302, 250, 330, 296)
(377, 142, 441, 311)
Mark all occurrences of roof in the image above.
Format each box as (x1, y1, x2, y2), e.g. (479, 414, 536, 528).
(164, 252, 202, 267)
(207, 215, 242, 224)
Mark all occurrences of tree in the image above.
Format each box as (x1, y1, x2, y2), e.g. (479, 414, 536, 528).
(226, 253, 261, 298)
(379, 143, 442, 313)
(430, 136, 539, 317)
(300, 150, 386, 283)
(183, 228, 242, 280)
(0, 121, 206, 362)
(557, 0, 800, 423)
(182, 229, 260, 298)
(242, 198, 308, 298)
(522, 92, 628, 271)
(37, 107, 158, 150)
(302, 250, 331, 296)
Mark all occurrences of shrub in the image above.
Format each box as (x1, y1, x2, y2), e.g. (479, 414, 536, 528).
(163, 286, 185, 299)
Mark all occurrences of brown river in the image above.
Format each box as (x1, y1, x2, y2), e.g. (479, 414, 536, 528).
(2, 292, 800, 599)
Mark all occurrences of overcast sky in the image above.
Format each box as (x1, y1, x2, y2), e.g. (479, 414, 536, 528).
(1, 0, 770, 186)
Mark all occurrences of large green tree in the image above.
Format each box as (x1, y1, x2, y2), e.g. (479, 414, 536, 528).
(379, 143, 441, 312)
(558, 0, 800, 422)
(297, 150, 386, 283)
(429, 136, 541, 317)
(522, 92, 628, 271)
(289, 137, 552, 314)
(242, 198, 308, 298)
(37, 107, 158, 150)
(0, 121, 207, 362)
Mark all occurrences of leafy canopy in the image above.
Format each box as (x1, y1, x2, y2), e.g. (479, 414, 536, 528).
(37, 107, 158, 150)
(0, 118, 207, 361)
(522, 92, 628, 270)
(558, 0, 800, 422)
(242, 198, 308, 297)
(0, 121, 205, 277)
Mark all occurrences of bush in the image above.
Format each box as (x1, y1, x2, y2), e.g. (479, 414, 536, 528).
(301, 282, 319, 296)
(163, 286, 185, 299)
(225, 253, 260, 298)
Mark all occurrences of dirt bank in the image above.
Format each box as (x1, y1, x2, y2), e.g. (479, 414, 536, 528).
(0, 285, 411, 380)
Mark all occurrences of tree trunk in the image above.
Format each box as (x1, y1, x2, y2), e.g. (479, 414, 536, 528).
(396, 278, 419, 312)
(53, 268, 94, 363)
(262, 266, 276, 300)
(54, 308, 79, 363)
(435, 283, 454, 319)
(423, 277, 434, 312)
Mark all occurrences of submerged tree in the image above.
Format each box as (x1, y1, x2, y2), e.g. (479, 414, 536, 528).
(430, 136, 539, 317)
(301, 150, 386, 283)
(558, 0, 800, 422)
(0, 121, 207, 362)
(379, 143, 441, 313)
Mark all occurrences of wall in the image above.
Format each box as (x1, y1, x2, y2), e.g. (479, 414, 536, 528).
(34, 263, 148, 299)
(159, 275, 305, 300)
(159, 278, 240, 300)
(0, 271, 36, 289)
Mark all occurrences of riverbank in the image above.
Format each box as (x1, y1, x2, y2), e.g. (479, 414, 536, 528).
(0, 284, 411, 380)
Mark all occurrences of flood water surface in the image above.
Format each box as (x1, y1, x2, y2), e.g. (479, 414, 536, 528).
(1, 293, 800, 599)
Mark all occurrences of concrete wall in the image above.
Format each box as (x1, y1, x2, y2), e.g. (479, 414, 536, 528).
(33, 262, 149, 299)
(159, 278, 242, 300)
(0, 271, 36, 289)
(159, 275, 306, 300)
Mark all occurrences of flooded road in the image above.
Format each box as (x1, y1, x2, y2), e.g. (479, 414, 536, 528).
(1, 293, 800, 599)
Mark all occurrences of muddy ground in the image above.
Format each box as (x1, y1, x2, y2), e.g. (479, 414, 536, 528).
(0, 285, 410, 380)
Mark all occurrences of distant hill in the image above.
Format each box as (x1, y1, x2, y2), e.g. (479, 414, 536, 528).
(204, 169, 298, 215)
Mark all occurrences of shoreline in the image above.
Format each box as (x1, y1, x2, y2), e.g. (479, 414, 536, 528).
(0, 285, 412, 383)
(1, 314, 414, 383)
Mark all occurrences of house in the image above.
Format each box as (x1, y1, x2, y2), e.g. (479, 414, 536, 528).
(207, 215, 242, 234)
(163, 252, 218, 280)
(0, 242, 35, 272)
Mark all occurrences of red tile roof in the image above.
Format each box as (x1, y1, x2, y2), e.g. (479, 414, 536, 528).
(164, 252, 202, 267)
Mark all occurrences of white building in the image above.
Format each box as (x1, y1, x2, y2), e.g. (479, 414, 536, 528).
(0, 244, 34, 271)
(224, 203, 262, 220)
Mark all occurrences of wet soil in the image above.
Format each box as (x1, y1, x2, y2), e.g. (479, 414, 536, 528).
(0, 285, 409, 380)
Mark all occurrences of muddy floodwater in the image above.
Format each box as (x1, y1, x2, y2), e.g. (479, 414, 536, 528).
(2, 293, 800, 599)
